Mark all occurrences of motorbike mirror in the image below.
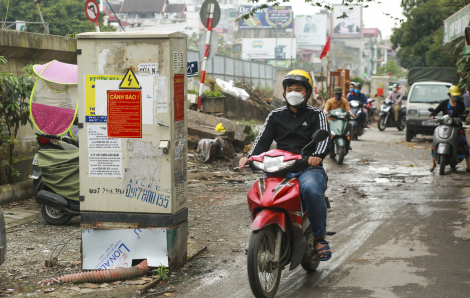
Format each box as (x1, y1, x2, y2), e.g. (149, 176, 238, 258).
(428, 108, 435, 113)
(312, 130, 330, 142)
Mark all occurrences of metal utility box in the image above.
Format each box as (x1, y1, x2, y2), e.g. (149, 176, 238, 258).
(76, 32, 188, 269)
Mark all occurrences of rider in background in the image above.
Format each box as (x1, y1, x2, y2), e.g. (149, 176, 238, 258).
(429, 85, 470, 172)
(238, 70, 333, 261)
(347, 83, 370, 128)
(324, 86, 355, 120)
(386, 84, 403, 122)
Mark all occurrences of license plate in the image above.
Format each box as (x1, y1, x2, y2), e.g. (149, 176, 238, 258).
(422, 120, 438, 126)
(32, 153, 38, 165)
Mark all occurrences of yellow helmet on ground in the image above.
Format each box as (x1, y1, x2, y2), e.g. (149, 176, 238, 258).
(449, 85, 461, 96)
(282, 70, 313, 94)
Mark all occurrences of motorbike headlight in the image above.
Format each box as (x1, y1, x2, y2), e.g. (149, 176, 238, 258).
(407, 109, 418, 116)
(350, 101, 359, 108)
(443, 116, 453, 125)
(254, 156, 296, 173)
(382, 106, 390, 112)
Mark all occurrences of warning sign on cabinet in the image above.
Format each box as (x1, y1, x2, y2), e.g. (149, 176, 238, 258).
(174, 74, 185, 122)
(89, 152, 122, 177)
(107, 90, 142, 138)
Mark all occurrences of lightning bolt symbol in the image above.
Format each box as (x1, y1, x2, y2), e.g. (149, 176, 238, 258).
(127, 75, 132, 86)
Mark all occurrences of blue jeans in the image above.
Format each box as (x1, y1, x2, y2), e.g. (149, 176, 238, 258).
(286, 167, 328, 238)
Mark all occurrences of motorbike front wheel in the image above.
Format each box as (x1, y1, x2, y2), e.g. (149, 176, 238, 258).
(247, 226, 282, 298)
(41, 204, 73, 225)
(439, 155, 448, 176)
(336, 146, 345, 165)
(378, 116, 387, 131)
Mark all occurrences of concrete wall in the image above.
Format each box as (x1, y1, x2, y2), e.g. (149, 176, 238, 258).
(0, 30, 77, 182)
(223, 94, 272, 123)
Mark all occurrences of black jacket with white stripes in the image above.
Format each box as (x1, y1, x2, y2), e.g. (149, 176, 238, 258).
(247, 105, 331, 160)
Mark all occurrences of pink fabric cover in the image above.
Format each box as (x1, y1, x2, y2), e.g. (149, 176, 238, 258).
(31, 103, 75, 135)
(33, 61, 78, 84)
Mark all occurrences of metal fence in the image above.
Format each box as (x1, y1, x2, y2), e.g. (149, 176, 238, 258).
(188, 50, 278, 88)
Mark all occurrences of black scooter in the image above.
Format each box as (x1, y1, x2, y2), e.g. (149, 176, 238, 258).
(378, 99, 406, 131)
(349, 100, 366, 140)
(29, 132, 80, 225)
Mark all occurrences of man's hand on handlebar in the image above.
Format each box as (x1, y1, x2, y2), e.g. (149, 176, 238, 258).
(239, 157, 249, 169)
(308, 156, 322, 167)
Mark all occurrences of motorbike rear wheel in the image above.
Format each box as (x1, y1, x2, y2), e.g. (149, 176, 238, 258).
(33, 178, 41, 205)
(41, 204, 73, 225)
(247, 226, 282, 298)
(301, 235, 320, 272)
(329, 147, 336, 159)
(439, 155, 447, 176)
(378, 116, 386, 131)
(336, 146, 345, 165)
(397, 118, 406, 131)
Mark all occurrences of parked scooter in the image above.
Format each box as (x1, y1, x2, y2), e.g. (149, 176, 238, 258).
(429, 108, 464, 175)
(29, 131, 80, 225)
(349, 100, 366, 140)
(378, 99, 406, 131)
(244, 129, 332, 298)
(328, 108, 351, 165)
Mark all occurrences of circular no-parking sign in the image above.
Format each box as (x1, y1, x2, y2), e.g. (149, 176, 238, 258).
(85, 0, 99, 23)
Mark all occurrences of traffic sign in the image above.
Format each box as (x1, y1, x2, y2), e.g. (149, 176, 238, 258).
(200, 0, 220, 29)
(85, 0, 99, 23)
(199, 31, 219, 61)
(119, 68, 141, 89)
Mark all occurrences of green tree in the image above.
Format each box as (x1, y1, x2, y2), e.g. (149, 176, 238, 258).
(188, 32, 201, 51)
(2, 0, 115, 36)
(350, 77, 364, 85)
(376, 60, 404, 78)
(0, 58, 34, 184)
(390, 0, 462, 69)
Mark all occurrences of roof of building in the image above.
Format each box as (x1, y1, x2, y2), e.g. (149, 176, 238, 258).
(108, 3, 122, 13)
(363, 28, 381, 37)
(164, 3, 186, 13)
(120, 0, 167, 13)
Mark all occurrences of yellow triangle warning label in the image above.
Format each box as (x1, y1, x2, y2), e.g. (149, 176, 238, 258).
(119, 68, 141, 89)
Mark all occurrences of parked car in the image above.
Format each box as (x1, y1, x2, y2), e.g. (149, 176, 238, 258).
(0, 206, 6, 265)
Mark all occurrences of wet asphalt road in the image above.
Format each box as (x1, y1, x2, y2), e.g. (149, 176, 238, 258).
(180, 125, 470, 298)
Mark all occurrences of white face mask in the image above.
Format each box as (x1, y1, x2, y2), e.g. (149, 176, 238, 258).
(285, 91, 306, 106)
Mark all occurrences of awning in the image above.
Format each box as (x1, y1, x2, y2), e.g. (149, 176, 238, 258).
(442, 3, 470, 45)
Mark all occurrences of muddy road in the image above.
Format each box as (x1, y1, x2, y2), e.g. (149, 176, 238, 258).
(2, 125, 470, 297)
(178, 126, 470, 298)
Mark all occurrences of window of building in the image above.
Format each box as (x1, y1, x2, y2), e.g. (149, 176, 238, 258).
(141, 14, 146, 18)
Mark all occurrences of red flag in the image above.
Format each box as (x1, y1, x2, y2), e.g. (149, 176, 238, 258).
(320, 35, 330, 60)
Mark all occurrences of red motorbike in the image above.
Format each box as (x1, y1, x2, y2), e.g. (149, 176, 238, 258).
(245, 130, 332, 298)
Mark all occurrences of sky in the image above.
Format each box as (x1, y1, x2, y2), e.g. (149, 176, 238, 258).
(286, 0, 405, 39)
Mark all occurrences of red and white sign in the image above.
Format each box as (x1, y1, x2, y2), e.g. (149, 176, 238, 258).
(107, 90, 142, 138)
(85, 0, 99, 23)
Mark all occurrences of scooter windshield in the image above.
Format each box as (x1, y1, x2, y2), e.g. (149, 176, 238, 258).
(30, 61, 78, 136)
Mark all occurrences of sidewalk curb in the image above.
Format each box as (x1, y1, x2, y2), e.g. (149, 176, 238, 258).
(0, 180, 33, 206)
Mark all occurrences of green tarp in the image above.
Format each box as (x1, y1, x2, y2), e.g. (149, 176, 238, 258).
(407, 67, 459, 86)
(38, 149, 79, 201)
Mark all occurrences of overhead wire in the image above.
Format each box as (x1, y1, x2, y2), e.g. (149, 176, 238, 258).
(105, 0, 125, 32)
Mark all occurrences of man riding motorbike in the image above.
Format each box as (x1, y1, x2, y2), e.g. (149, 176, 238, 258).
(239, 70, 333, 261)
(386, 83, 403, 122)
(429, 85, 470, 172)
(347, 83, 370, 128)
(324, 86, 355, 119)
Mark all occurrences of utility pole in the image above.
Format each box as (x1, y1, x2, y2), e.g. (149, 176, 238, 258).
(34, 0, 49, 34)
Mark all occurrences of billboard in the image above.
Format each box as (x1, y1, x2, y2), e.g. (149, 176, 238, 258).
(238, 6, 293, 29)
(242, 38, 297, 60)
(294, 14, 327, 46)
(331, 4, 362, 37)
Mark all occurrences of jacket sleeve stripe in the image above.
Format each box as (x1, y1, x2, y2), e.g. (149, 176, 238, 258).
(311, 107, 328, 155)
(248, 106, 286, 157)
